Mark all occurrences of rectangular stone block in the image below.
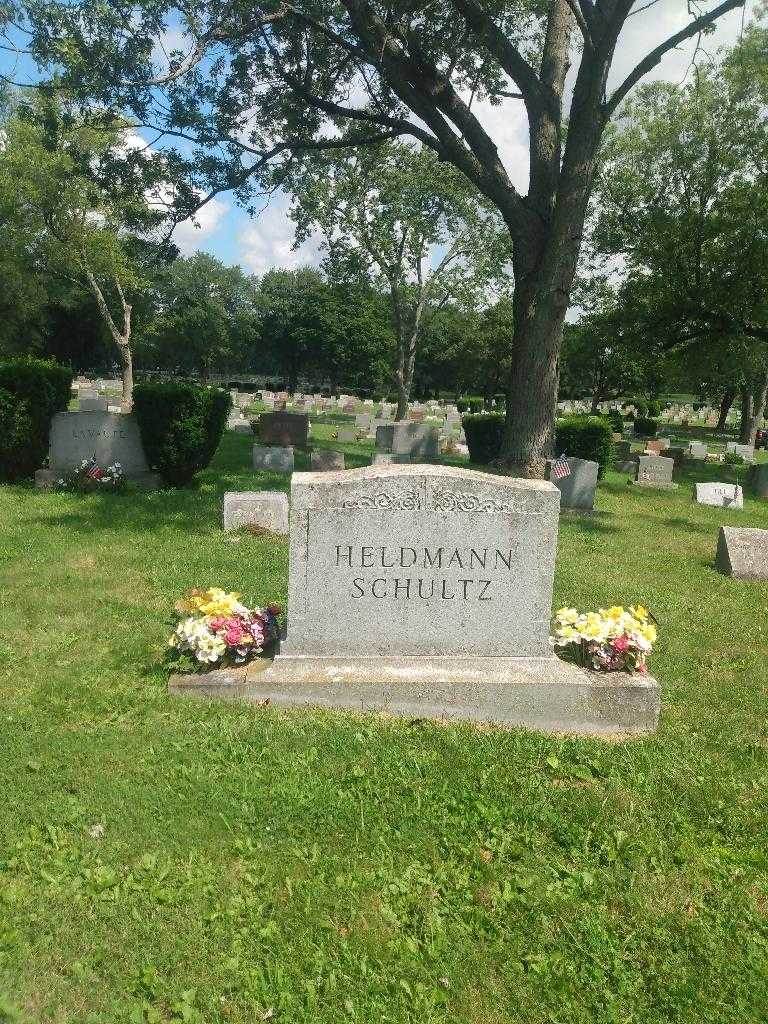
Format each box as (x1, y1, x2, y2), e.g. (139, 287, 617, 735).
(695, 482, 743, 508)
(371, 452, 411, 466)
(281, 465, 560, 659)
(750, 463, 768, 498)
(545, 457, 599, 511)
(635, 455, 677, 489)
(252, 445, 294, 472)
(48, 411, 149, 475)
(258, 411, 309, 448)
(689, 442, 708, 459)
(79, 397, 109, 413)
(222, 490, 289, 533)
(311, 450, 345, 472)
(715, 526, 768, 579)
(375, 422, 439, 460)
(337, 428, 357, 443)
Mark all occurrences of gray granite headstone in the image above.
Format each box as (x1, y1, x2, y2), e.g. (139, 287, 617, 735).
(222, 491, 289, 533)
(689, 441, 708, 459)
(48, 411, 149, 475)
(337, 427, 357, 443)
(545, 457, 599, 511)
(715, 526, 768, 579)
(79, 397, 109, 413)
(252, 445, 294, 472)
(311, 450, 345, 472)
(695, 482, 743, 508)
(635, 456, 677, 489)
(375, 422, 439, 461)
(258, 411, 309, 448)
(174, 465, 660, 734)
(371, 452, 411, 466)
(751, 463, 768, 498)
(613, 441, 631, 462)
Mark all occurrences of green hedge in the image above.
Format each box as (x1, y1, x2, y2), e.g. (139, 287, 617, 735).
(463, 413, 504, 464)
(606, 409, 624, 433)
(463, 412, 613, 477)
(0, 357, 73, 482)
(634, 416, 658, 438)
(133, 382, 231, 487)
(555, 415, 613, 479)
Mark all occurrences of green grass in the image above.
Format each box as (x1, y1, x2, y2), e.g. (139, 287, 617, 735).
(1, 430, 768, 1023)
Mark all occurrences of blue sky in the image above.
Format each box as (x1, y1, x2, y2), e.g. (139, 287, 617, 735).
(1, 0, 756, 277)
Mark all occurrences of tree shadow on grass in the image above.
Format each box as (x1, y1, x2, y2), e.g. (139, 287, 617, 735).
(559, 510, 620, 534)
(662, 516, 710, 534)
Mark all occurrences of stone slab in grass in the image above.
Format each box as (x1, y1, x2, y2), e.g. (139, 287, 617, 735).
(171, 464, 661, 736)
(222, 490, 289, 533)
(171, 657, 659, 736)
(311, 450, 345, 472)
(48, 411, 150, 475)
(695, 482, 743, 509)
(715, 526, 768, 580)
(545, 456, 598, 511)
(252, 445, 294, 472)
(634, 455, 678, 489)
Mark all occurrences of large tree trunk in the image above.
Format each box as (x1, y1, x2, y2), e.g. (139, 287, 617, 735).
(716, 387, 736, 431)
(118, 343, 133, 410)
(739, 385, 753, 444)
(740, 371, 768, 446)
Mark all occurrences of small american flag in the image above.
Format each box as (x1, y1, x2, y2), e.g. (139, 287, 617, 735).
(86, 457, 102, 481)
(551, 454, 571, 480)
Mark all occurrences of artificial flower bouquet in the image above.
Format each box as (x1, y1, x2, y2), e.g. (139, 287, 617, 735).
(57, 457, 125, 493)
(552, 605, 657, 674)
(168, 587, 281, 672)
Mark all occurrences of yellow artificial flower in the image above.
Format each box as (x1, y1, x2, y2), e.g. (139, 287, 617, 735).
(640, 623, 657, 644)
(630, 605, 649, 622)
(556, 607, 579, 624)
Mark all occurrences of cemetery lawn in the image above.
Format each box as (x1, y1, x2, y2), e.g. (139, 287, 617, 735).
(2, 431, 768, 1024)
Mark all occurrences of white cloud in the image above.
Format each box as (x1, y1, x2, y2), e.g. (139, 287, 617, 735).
(172, 197, 229, 255)
(238, 192, 323, 275)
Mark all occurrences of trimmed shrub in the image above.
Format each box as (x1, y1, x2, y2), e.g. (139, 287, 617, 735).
(623, 410, 635, 421)
(0, 357, 73, 482)
(647, 399, 661, 417)
(133, 382, 231, 487)
(456, 399, 469, 413)
(723, 451, 745, 466)
(555, 415, 613, 479)
(632, 398, 648, 417)
(468, 398, 483, 414)
(463, 413, 504, 464)
(606, 409, 624, 433)
(634, 416, 658, 438)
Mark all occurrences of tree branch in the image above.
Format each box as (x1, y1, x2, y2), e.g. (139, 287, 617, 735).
(604, 0, 745, 117)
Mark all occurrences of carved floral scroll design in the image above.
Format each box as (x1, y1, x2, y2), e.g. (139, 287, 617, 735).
(342, 489, 422, 511)
(431, 486, 545, 514)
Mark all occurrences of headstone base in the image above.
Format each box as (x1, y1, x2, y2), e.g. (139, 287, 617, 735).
(169, 655, 660, 736)
(634, 481, 678, 490)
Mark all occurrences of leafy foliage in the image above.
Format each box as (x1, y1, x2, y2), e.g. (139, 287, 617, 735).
(462, 413, 504, 464)
(555, 416, 614, 480)
(133, 382, 231, 486)
(0, 357, 73, 481)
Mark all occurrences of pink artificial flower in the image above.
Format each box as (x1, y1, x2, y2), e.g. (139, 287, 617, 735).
(612, 634, 630, 653)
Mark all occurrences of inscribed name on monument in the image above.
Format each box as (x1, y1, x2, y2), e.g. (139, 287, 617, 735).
(282, 465, 559, 658)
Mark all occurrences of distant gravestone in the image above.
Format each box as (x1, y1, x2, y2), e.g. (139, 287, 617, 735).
(258, 411, 309, 448)
(79, 396, 109, 413)
(371, 452, 410, 465)
(715, 527, 768, 580)
(545, 457, 599, 511)
(689, 441, 708, 459)
(376, 422, 439, 461)
(172, 465, 660, 735)
(725, 442, 755, 463)
(252, 445, 294, 472)
(311, 450, 345, 472)
(635, 456, 677, 489)
(337, 427, 357, 443)
(222, 491, 289, 533)
(47, 411, 150, 475)
(614, 441, 631, 461)
(751, 463, 768, 498)
(695, 482, 743, 509)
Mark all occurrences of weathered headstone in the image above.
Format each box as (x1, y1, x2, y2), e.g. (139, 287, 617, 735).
(695, 482, 743, 508)
(725, 442, 755, 463)
(222, 491, 289, 533)
(715, 526, 768, 579)
(258, 411, 309, 448)
(375, 422, 439, 461)
(545, 457, 599, 511)
(337, 427, 357, 443)
(311, 450, 345, 472)
(635, 456, 678, 489)
(371, 452, 410, 466)
(689, 441, 708, 459)
(252, 445, 294, 472)
(750, 463, 768, 498)
(613, 441, 632, 462)
(79, 396, 109, 413)
(46, 411, 150, 475)
(171, 465, 660, 734)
